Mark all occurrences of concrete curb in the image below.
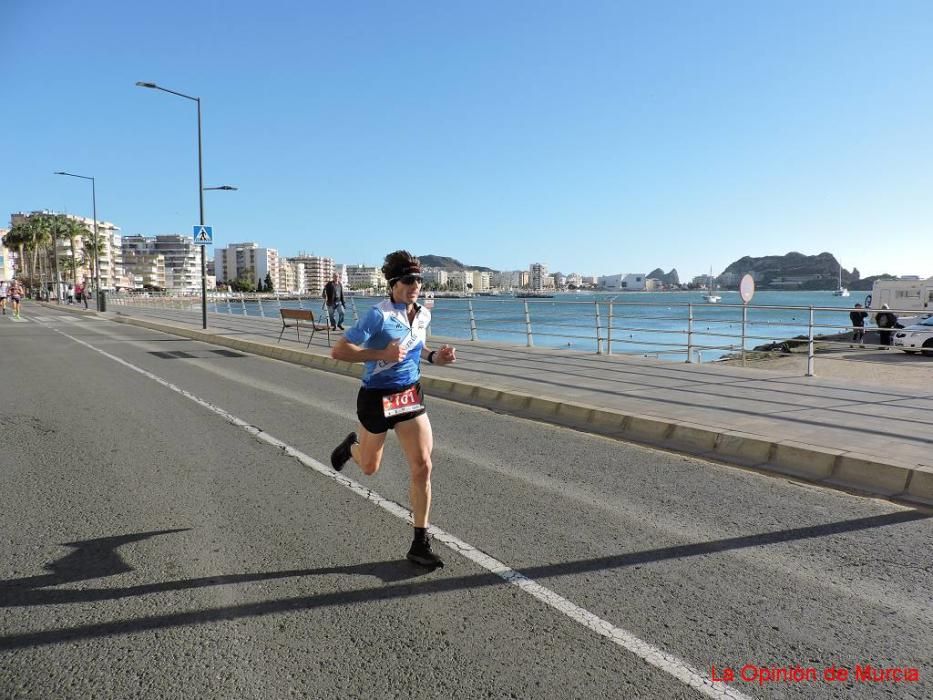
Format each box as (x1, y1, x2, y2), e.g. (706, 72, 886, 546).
(46, 305, 933, 508)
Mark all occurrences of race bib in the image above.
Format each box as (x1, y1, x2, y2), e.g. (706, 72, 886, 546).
(382, 386, 423, 418)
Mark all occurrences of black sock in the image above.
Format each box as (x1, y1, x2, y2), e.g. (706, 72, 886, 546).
(413, 527, 427, 543)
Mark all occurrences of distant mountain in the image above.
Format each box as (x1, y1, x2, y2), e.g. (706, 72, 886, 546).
(647, 268, 680, 286)
(419, 254, 495, 272)
(720, 251, 860, 290)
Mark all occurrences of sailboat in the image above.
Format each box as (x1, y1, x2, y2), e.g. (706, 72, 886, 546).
(703, 268, 721, 303)
(832, 264, 849, 297)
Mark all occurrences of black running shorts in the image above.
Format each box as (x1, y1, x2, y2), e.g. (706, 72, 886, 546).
(357, 382, 426, 434)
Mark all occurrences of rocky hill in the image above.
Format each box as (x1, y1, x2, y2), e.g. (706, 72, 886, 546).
(720, 251, 861, 290)
(647, 268, 680, 286)
(419, 254, 494, 272)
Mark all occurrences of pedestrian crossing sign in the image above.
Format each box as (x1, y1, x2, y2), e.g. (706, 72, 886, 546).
(192, 225, 213, 244)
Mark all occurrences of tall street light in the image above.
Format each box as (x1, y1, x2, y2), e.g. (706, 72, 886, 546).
(54, 171, 101, 311)
(203, 186, 238, 298)
(136, 80, 227, 330)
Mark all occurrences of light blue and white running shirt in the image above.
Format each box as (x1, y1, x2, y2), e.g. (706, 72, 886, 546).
(344, 299, 431, 390)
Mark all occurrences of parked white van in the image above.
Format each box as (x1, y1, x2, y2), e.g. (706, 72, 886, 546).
(865, 277, 933, 324)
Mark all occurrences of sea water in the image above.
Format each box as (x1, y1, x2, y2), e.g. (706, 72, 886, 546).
(217, 290, 872, 361)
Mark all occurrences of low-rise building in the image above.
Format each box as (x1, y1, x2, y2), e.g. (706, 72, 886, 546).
(599, 273, 646, 290)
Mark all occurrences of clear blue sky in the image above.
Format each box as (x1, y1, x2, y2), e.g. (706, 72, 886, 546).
(3, 1, 931, 280)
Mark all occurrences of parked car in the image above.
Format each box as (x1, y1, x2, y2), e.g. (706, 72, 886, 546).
(893, 316, 933, 356)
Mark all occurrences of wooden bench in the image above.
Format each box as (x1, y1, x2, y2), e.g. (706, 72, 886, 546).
(277, 308, 331, 348)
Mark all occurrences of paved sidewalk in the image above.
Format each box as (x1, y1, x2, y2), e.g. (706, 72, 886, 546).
(52, 304, 933, 506)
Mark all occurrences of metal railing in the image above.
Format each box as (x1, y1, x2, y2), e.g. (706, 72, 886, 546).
(107, 292, 931, 375)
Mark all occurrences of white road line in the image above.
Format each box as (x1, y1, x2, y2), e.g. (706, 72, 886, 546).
(53, 327, 755, 700)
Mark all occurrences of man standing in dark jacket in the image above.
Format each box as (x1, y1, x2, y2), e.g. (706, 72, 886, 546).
(849, 303, 868, 345)
(323, 272, 346, 330)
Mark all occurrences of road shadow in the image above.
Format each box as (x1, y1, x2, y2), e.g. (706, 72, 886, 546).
(0, 529, 427, 609)
(0, 509, 928, 650)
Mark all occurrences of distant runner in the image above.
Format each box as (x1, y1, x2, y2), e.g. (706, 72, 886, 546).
(0, 280, 8, 315)
(9, 279, 24, 319)
(329, 250, 457, 568)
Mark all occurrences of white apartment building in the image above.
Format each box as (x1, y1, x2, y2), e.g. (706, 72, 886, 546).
(529, 262, 549, 291)
(345, 264, 385, 291)
(215, 242, 282, 291)
(0, 229, 15, 281)
(277, 261, 299, 293)
(448, 270, 475, 292)
(288, 253, 334, 294)
(122, 234, 200, 291)
(11, 211, 123, 290)
(422, 268, 448, 288)
(122, 251, 167, 289)
(494, 270, 528, 289)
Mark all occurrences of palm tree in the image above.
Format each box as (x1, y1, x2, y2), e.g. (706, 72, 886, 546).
(61, 216, 89, 284)
(4, 221, 31, 280)
(80, 228, 106, 292)
(46, 214, 73, 296)
(27, 214, 54, 294)
(5, 216, 52, 292)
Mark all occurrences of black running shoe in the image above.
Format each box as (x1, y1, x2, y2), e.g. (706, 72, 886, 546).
(407, 537, 444, 568)
(337, 324, 344, 330)
(330, 432, 357, 471)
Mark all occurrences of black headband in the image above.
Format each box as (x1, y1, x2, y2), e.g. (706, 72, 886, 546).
(387, 263, 422, 282)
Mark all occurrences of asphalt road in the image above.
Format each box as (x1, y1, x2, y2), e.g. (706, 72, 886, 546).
(1, 306, 930, 700)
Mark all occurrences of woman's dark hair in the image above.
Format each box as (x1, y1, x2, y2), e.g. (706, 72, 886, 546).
(382, 250, 421, 284)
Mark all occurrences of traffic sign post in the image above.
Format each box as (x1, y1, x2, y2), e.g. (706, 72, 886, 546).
(193, 225, 213, 330)
(193, 225, 213, 244)
(739, 274, 755, 366)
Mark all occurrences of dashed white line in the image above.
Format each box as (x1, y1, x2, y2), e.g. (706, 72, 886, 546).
(54, 327, 755, 700)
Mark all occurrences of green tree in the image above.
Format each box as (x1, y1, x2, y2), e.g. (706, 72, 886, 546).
(264, 272, 274, 292)
(4, 221, 31, 281)
(7, 215, 52, 292)
(79, 227, 106, 286)
(46, 214, 77, 293)
(61, 216, 89, 283)
(231, 270, 256, 293)
(33, 215, 51, 291)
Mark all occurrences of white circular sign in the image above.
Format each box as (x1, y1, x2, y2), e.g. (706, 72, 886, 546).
(423, 291, 435, 309)
(739, 274, 755, 304)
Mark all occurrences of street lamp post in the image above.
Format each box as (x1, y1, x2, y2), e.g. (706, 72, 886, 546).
(202, 185, 238, 303)
(136, 81, 221, 329)
(54, 171, 101, 311)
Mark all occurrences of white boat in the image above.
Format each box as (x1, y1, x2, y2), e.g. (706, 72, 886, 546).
(832, 264, 849, 297)
(703, 268, 721, 303)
